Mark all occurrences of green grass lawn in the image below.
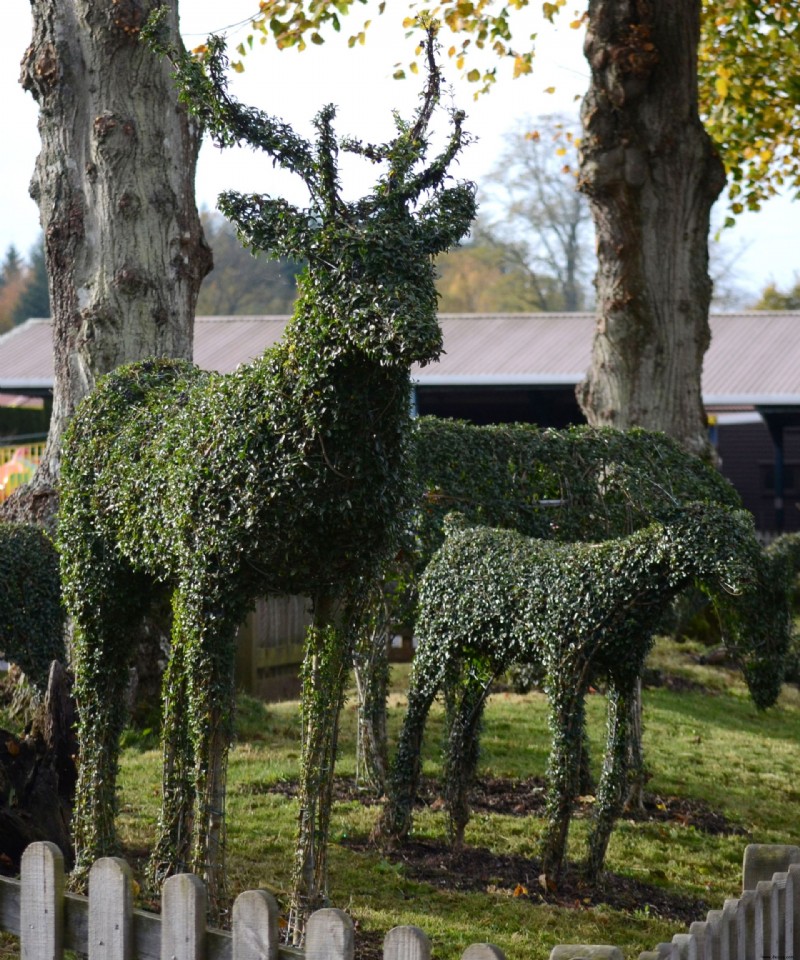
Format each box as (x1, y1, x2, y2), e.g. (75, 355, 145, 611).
(110, 637, 800, 958)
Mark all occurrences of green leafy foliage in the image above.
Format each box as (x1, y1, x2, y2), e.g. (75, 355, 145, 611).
(700, 1, 800, 213)
(0, 523, 63, 693)
(380, 504, 760, 880)
(409, 418, 740, 579)
(59, 22, 474, 921)
(367, 419, 788, 882)
(721, 531, 800, 710)
(752, 277, 800, 311)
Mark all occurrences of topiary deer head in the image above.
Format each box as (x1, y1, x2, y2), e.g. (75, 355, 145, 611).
(152, 19, 476, 368)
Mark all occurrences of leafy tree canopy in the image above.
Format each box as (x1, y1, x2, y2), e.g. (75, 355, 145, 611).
(753, 275, 800, 311)
(236, 0, 800, 214)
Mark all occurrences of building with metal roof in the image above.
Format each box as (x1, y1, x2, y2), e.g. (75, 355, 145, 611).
(2, 312, 799, 531)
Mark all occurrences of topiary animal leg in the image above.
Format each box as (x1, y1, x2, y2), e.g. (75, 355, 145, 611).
(443, 668, 491, 848)
(149, 580, 245, 917)
(584, 680, 634, 881)
(289, 598, 356, 941)
(376, 645, 446, 845)
(148, 623, 194, 888)
(70, 555, 144, 879)
(540, 668, 587, 878)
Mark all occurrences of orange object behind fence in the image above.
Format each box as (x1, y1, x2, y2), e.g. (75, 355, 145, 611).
(0, 443, 45, 501)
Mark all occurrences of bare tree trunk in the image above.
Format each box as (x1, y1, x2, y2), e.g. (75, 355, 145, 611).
(576, 0, 726, 458)
(11, 0, 211, 526)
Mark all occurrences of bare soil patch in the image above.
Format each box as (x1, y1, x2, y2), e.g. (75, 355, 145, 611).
(252, 774, 746, 838)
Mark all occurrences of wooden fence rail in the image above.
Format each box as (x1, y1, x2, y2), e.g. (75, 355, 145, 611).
(552, 844, 800, 960)
(0, 843, 506, 960)
(3, 843, 800, 960)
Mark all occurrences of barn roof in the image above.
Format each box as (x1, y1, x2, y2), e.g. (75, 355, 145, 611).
(2, 312, 799, 407)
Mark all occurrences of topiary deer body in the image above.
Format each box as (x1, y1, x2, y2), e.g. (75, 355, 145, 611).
(379, 504, 758, 880)
(58, 29, 475, 917)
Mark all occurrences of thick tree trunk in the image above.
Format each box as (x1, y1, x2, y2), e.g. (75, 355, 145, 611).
(10, 0, 211, 526)
(0, 662, 77, 871)
(576, 0, 726, 458)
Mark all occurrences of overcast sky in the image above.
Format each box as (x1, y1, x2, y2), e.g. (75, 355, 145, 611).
(2, 2, 797, 301)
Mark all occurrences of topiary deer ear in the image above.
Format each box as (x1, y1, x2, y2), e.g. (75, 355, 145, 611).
(217, 193, 314, 262)
(418, 184, 478, 256)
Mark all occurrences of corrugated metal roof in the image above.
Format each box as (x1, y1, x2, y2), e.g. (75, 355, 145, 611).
(2, 312, 800, 406)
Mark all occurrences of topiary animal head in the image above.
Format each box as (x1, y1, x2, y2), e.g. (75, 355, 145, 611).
(659, 502, 759, 597)
(151, 21, 476, 368)
(719, 531, 800, 710)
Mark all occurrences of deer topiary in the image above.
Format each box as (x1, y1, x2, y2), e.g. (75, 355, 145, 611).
(377, 504, 763, 881)
(58, 23, 475, 925)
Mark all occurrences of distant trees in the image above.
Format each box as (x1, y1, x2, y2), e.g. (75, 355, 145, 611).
(754, 277, 800, 310)
(0, 240, 51, 333)
(196, 213, 301, 316)
(11, 242, 51, 327)
(480, 116, 594, 312)
(435, 230, 543, 313)
(435, 116, 594, 315)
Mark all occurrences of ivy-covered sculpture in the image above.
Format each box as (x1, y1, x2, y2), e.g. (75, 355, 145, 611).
(0, 522, 63, 693)
(377, 504, 762, 881)
(356, 418, 758, 792)
(58, 24, 475, 922)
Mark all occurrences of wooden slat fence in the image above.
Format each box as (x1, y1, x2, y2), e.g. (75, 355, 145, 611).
(552, 844, 800, 960)
(0, 843, 505, 960)
(4, 842, 800, 960)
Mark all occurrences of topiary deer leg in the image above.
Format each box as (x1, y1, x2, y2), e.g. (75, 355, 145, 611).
(353, 593, 391, 794)
(376, 645, 446, 845)
(540, 668, 587, 878)
(288, 595, 360, 941)
(443, 668, 491, 848)
(148, 609, 194, 889)
(150, 580, 245, 917)
(584, 680, 634, 881)
(70, 557, 144, 879)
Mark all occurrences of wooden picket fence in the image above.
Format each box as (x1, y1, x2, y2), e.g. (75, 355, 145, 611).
(0, 842, 506, 960)
(633, 843, 800, 960)
(2, 842, 799, 960)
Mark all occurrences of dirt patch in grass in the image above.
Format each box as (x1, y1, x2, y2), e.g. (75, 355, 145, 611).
(251, 774, 747, 837)
(463, 776, 747, 837)
(343, 835, 708, 925)
(231, 772, 745, 957)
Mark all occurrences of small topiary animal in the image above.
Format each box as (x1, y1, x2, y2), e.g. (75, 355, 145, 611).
(378, 504, 760, 880)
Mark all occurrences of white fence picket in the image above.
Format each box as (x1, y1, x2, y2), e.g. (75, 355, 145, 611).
(233, 890, 280, 960)
(384, 925, 431, 960)
(462, 946, 507, 959)
(305, 908, 354, 960)
(691, 921, 711, 960)
(88, 857, 133, 960)
(722, 899, 739, 960)
(162, 874, 207, 960)
(20, 841, 64, 960)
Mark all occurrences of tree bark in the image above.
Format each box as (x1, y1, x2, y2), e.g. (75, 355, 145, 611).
(10, 0, 211, 526)
(0, 662, 77, 872)
(576, 0, 726, 458)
